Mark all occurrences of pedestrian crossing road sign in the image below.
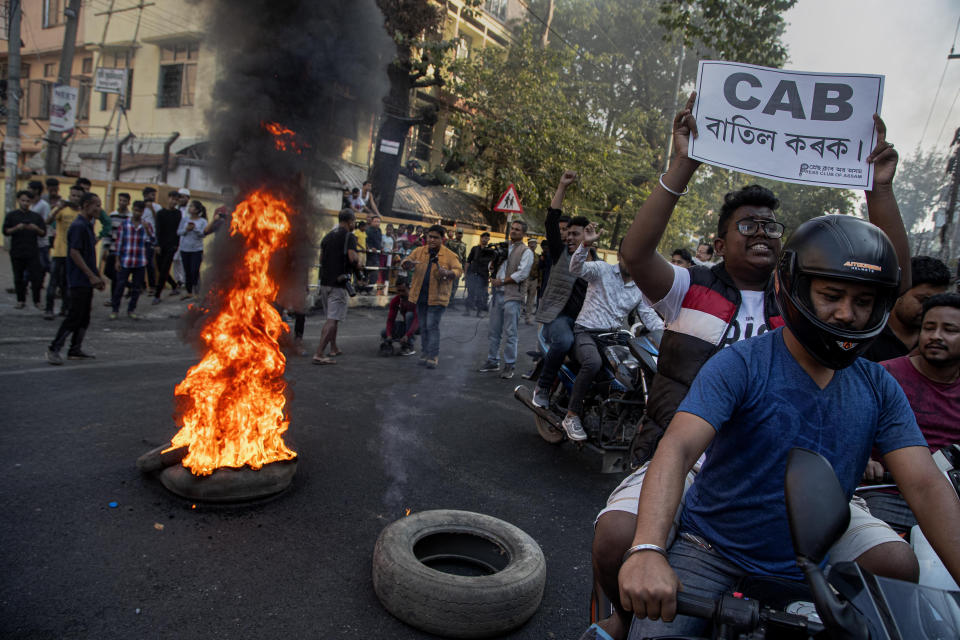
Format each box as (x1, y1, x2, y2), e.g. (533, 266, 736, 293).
(493, 184, 523, 214)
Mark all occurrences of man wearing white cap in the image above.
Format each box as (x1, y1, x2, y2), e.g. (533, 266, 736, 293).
(172, 188, 191, 289)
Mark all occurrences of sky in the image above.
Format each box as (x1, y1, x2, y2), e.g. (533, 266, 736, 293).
(783, 0, 960, 158)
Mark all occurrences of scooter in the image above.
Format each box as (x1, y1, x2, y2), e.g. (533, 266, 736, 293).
(854, 444, 960, 592)
(513, 325, 661, 473)
(602, 448, 960, 639)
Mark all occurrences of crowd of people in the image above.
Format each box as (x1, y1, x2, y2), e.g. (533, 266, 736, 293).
(316, 127, 960, 639)
(573, 97, 960, 640)
(7, 98, 960, 640)
(1, 176, 216, 363)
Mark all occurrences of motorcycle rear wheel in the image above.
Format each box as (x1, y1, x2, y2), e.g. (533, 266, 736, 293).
(535, 414, 565, 444)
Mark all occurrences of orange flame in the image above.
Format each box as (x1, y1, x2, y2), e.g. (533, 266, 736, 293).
(263, 121, 307, 154)
(167, 189, 297, 476)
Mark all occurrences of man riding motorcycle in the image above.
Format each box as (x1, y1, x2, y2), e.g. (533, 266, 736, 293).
(613, 214, 960, 640)
(560, 224, 662, 441)
(585, 92, 915, 640)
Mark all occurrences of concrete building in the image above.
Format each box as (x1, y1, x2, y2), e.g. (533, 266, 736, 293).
(0, 0, 524, 220)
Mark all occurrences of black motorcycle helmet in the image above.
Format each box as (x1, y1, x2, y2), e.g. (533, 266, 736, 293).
(775, 215, 901, 369)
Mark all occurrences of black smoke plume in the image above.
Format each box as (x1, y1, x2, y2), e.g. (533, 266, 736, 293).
(181, 0, 391, 341)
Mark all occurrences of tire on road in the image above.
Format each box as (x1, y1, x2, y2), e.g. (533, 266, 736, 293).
(372, 509, 546, 638)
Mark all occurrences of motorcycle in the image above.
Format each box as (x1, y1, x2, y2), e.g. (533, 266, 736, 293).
(593, 448, 960, 639)
(854, 443, 960, 592)
(513, 324, 661, 473)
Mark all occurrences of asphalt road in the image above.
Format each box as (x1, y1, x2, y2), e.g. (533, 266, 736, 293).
(0, 263, 626, 639)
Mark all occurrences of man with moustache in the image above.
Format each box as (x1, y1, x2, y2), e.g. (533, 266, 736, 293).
(478, 220, 533, 380)
(401, 224, 461, 369)
(860, 293, 960, 533)
(864, 255, 951, 361)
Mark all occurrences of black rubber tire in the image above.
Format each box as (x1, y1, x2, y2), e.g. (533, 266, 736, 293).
(372, 509, 547, 638)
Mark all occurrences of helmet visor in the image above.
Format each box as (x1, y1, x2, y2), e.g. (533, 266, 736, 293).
(795, 275, 894, 341)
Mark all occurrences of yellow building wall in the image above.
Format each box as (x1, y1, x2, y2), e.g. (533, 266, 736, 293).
(83, 0, 212, 139)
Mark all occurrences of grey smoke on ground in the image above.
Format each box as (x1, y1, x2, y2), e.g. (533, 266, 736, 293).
(180, 0, 391, 343)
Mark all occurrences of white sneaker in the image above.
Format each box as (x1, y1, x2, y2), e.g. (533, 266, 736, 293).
(561, 415, 587, 441)
(532, 387, 550, 408)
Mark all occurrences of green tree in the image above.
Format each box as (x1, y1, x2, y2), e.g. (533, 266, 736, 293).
(657, 0, 797, 67)
(449, 26, 612, 227)
(369, 0, 481, 217)
(891, 148, 949, 235)
(447, 0, 824, 242)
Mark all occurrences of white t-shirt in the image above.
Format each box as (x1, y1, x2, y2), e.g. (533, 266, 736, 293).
(142, 202, 161, 229)
(177, 216, 207, 252)
(647, 264, 770, 348)
(31, 200, 51, 247)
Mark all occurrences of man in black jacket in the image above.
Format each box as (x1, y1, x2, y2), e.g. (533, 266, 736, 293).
(151, 190, 183, 303)
(464, 232, 494, 316)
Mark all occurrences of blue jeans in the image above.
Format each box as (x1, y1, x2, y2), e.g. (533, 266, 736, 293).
(486, 291, 521, 365)
(111, 265, 145, 313)
(627, 536, 746, 639)
(536, 314, 576, 391)
(416, 302, 445, 358)
(381, 311, 415, 341)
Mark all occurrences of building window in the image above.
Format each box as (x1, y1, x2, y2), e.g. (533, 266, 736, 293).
(43, 0, 64, 28)
(81, 57, 93, 74)
(157, 42, 198, 108)
(484, 0, 508, 21)
(77, 77, 91, 120)
(44, 63, 56, 77)
(28, 80, 53, 119)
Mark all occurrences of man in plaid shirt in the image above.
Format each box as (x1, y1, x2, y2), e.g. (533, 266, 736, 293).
(110, 201, 155, 319)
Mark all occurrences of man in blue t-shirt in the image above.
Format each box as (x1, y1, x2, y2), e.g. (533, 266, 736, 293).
(47, 192, 107, 365)
(618, 216, 960, 639)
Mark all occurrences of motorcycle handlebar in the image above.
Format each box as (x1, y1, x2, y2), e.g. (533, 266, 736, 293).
(677, 591, 824, 637)
(675, 591, 717, 620)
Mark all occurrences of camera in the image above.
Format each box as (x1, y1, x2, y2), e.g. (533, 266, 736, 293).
(488, 241, 510, 271)
(337, 273, 357, 297)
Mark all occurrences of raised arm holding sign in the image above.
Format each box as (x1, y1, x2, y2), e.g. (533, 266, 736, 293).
(593, 73, 913, 640)
(620, 88, 910, 305)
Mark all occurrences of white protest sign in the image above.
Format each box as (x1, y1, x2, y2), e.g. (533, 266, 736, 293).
(49, 84, 79, 133)
(94, 67, 128, 94)
(687, 61, 884, 190)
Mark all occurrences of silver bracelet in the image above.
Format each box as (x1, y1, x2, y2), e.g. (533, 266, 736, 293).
(622, 543, 669, 564)
(658, 173, 689, 197)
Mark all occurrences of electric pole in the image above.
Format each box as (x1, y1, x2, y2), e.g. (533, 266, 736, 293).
(4, 0, 21, 216)
(940, 127, 960, 262)
(44, 0, 82, 176)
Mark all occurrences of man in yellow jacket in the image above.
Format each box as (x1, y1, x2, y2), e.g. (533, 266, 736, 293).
(401, 224, 463, 369)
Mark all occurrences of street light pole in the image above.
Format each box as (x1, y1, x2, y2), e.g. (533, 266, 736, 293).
(43, 0, 83, 176)
(4, 0, 22, 217)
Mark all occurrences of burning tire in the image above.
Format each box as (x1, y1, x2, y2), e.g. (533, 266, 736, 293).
(372, 509, 546, 638)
